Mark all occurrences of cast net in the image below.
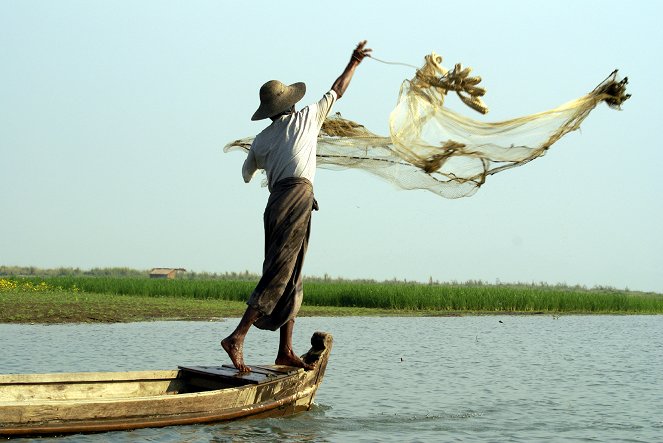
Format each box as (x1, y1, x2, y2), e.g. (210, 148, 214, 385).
(224, 52, 630, 198)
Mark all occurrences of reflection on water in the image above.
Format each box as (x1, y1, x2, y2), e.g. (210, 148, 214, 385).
(1, 316, 662, 442)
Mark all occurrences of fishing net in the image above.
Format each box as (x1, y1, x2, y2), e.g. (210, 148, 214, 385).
(224, 52, 630, 198)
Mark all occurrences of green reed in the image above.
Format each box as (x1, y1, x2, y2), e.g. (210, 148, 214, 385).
(304, 282, 663, 313)
(8, 276, 662, 314)
(10, 276, 254, 302)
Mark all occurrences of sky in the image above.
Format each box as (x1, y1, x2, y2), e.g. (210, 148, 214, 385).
(1, 1, 662, 293)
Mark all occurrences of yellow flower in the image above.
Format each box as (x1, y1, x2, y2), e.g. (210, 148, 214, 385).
(0, 278, 19, 291)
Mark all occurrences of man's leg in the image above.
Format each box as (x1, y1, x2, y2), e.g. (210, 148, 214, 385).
(275, 319, 315, 370)
(221, 305, 262, 372)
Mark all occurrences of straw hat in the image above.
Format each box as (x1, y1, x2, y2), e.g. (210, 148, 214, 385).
(251, 80, 306, 121)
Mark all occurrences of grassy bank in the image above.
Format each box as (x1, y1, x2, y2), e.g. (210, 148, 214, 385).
(0, 290, 451, 324)
(1, 276, 662, 323)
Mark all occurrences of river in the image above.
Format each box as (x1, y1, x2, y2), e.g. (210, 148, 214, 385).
(1, 316, 661, 442)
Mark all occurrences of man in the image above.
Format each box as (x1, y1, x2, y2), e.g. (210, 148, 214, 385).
(222, 41, 372, 372)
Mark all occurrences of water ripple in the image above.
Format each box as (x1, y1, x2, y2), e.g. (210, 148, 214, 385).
(1, 316, 661, 442)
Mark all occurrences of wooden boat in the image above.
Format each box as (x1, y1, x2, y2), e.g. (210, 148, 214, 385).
(0, 332, 332, 437)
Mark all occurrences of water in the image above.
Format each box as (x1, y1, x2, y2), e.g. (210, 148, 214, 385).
(1, 316, 661, 442)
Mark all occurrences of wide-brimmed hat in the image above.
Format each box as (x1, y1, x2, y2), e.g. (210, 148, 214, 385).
(251, 80, 306, 121)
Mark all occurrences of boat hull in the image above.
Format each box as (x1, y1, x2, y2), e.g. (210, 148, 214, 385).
(0, 332, 332, 436)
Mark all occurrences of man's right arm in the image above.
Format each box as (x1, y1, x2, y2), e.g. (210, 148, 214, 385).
(331, 40, 372, 99)
(242, 148, 257, 183)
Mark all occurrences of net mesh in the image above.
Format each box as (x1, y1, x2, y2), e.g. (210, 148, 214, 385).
(224, 52, 629, 198)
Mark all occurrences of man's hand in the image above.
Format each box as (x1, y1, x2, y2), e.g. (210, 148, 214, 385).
(351, 40, 372, 64)
(332, 40, 372, 98)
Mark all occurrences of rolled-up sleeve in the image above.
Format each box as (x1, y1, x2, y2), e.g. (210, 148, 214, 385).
(315, 90, 338, 127)
(242, 148, 257, 183)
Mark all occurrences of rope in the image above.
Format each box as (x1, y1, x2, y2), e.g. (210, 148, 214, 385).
(366, 54, 419, 70)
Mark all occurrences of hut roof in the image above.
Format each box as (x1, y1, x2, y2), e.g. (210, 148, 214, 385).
(149, 268, 186, 275)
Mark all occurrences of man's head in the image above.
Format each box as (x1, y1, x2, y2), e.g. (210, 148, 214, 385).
(251, 80, 306, 121)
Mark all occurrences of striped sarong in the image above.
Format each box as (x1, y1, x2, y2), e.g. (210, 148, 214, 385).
(248, 177, 316, 331)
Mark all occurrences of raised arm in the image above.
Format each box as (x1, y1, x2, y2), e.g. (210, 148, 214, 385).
(331, 40, 372, 99)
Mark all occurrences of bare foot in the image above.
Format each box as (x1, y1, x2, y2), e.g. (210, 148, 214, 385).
(275, 349, 317, 371)
(221, 336, 251, 372)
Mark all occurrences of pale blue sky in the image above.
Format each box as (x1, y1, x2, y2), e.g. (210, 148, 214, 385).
(1, 1, 661, 292)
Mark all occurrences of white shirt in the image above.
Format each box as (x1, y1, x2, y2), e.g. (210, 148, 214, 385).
(242, 90, 337, 191)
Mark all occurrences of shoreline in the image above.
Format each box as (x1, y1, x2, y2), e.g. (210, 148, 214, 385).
(1, 291, 657, 325)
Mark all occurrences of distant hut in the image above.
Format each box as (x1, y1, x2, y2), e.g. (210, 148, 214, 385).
(149, 268, 186, 279)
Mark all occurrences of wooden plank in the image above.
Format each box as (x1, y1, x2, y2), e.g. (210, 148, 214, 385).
(221, 364, 300, 377)
(0, 370, 179, 385)
(1, 382, 260, 424)
(250, 365, 302, 376)
(225, 366, 278, 378)
(178, 366, 266, 385)
(178, 366, 238, 377)
(0, 379, 180, 402)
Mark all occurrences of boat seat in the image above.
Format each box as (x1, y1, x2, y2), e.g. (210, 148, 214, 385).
(177, 365, 301, 386)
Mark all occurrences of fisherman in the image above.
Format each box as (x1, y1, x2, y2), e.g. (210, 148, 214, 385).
(222, 41, 372, 372)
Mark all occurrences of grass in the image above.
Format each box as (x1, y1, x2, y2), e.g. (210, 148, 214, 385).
(0, 290, 244, 323)
(1, 276, 662, 323)
(302, 281, 663, 313)
(0, 290, 458, 324)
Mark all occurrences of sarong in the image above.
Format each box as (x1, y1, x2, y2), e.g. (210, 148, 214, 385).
(248, 177, 316, 331)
